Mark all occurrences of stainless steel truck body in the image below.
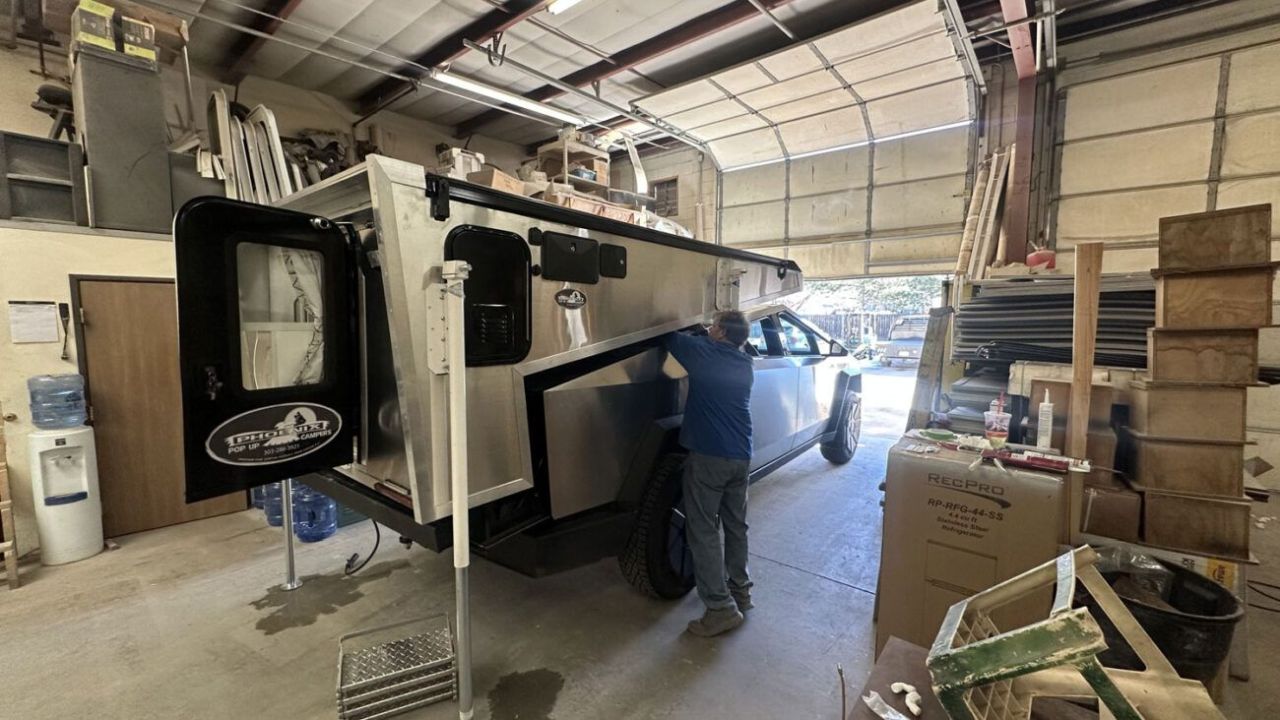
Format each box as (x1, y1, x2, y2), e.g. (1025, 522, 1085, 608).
(172, 156, 861, 596)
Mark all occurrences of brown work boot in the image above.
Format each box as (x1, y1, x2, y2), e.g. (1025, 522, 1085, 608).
(686, 606, 744, 637)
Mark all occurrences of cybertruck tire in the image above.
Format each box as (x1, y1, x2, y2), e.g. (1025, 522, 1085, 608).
(821, 392, 862, 465)
(619, 452, 696, 599)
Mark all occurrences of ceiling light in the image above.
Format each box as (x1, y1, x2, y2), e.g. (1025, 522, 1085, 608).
(432, 70, 586, 126)
(547, 0, 586, 15)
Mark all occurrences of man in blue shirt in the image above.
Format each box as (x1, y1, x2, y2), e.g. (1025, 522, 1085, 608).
(665, 310, 754, 637)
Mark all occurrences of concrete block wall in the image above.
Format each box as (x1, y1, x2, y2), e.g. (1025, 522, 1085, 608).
(612, 147, 717, 242)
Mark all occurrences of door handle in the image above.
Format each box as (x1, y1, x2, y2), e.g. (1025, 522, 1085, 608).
(203, 366, 224, 401)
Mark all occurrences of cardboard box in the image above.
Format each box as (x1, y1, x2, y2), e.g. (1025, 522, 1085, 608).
(1085, 426, 1120, 488)
(466, 168, 524, 196)
(876, 438, 1064, 654)
(1082, 486, 1141, 543)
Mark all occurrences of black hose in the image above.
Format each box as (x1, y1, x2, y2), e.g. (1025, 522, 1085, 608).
(344, 519, 381, 575)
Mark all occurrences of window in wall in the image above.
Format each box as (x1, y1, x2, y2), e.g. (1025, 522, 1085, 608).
(652, 178, 679, 217)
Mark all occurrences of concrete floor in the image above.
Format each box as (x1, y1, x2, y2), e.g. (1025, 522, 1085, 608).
(2, 364, 1278, 719)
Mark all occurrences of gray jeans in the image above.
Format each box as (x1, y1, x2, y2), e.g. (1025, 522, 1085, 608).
(682, 452, 752, 611)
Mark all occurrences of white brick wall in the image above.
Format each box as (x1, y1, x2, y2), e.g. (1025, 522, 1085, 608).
(612, 147, 718, 241)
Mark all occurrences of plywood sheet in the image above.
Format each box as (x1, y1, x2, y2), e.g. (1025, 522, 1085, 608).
(1059, 122, 1214, 195)
(1063, 59, 1219, 141)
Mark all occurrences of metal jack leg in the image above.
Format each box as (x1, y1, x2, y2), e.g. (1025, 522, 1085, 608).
(442, 260, 473, 720)
(281, 477, 302, 591)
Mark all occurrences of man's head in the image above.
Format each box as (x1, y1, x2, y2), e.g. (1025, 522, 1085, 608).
(709, 310, 750, 348)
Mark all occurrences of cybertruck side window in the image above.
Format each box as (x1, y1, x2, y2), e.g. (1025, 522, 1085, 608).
(777, 314, 818, 355)
(236, 242, 326, 389)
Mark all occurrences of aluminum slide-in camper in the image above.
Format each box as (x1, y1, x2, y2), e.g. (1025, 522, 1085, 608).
(172, 155, 862, 598)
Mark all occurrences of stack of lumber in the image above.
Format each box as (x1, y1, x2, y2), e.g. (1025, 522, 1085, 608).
(1123, 204, 1275, 561)
(0, 401, 17, 589)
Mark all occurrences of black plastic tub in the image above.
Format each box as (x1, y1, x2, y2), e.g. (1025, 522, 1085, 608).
(1077, 559, 1243, 683)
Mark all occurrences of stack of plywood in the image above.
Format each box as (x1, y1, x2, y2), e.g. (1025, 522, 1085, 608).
(1127, 204, 1274, 560)
(0, 402, 17, 589)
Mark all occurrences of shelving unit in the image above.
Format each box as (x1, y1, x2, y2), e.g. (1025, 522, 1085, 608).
(0, 131, 87, 225)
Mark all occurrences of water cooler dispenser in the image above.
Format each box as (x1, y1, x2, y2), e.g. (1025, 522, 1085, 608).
(28, 426, 103, 565)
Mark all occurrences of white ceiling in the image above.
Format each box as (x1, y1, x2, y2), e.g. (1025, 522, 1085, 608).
(169, 0, 896, 145)
(632, 0, 976, 167)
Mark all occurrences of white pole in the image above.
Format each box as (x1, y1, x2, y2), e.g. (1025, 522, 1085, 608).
(281, 478, 301, 591)
(442, 260, 473, 720)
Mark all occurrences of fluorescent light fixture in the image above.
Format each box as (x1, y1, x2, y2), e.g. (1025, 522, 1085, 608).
(432, 70, 586, 126)
(722, 120, 973, 172)
(547, 0, 586, 15)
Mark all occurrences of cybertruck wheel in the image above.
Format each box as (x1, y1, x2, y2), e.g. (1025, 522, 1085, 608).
(821, 392, 862, 465)
(619, 452, 696, 599)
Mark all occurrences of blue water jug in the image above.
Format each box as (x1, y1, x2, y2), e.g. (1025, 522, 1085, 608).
(262, 482, 284, 527)
(292, 482, 337, 543)
(28, 374, 87, 429)
(250, 485, 265, 509)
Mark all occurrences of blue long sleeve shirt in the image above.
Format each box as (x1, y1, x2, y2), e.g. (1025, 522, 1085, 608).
(665, 332, 754, 460)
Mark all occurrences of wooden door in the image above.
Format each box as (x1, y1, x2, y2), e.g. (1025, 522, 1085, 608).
(75, 278, 246, 537)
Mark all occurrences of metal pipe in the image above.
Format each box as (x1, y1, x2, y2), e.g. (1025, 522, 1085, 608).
(281, 479, 301, 591)
(442, 260, 473, 720)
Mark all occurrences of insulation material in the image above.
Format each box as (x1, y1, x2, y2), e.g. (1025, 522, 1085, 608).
(1056, 186, 1207, 246)
(1227, 43, 1280, 113)
(1218, 177, 1280, 236)
(872, 125, 968, 185)
(633, 0, 974, 169)
(790, 147, 871, 195)
(764, 242, 868, 278)
(871, 174, 966, 231)
(1222, 111, 1280, 177)
(1056, 246, 1158, 275)
(721, 201, 786, 245)
(1058, 122, 1215, 195)
(1062, 59, 1219, 141)
(871, 234, 962, 264)
(788, 190, 867, 239)
(721, 163, 785, 206)
(869, 261, 954, 275)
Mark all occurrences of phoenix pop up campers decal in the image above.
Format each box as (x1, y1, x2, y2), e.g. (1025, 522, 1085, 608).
(206, 403, 342, 465)
(555, 288, 587, 309)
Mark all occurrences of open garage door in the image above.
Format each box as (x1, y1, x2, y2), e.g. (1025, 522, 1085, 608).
(1050, 0, 1280, 275)
(632, 0, 982, 279)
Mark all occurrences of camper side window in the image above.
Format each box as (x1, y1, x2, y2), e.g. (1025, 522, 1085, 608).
(236, 242, 326, 390)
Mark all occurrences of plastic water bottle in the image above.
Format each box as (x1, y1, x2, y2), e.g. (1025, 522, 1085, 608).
(292, 482, 337, 543)
(262, 482, 284, 527)
(27, 374, 88, 429)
